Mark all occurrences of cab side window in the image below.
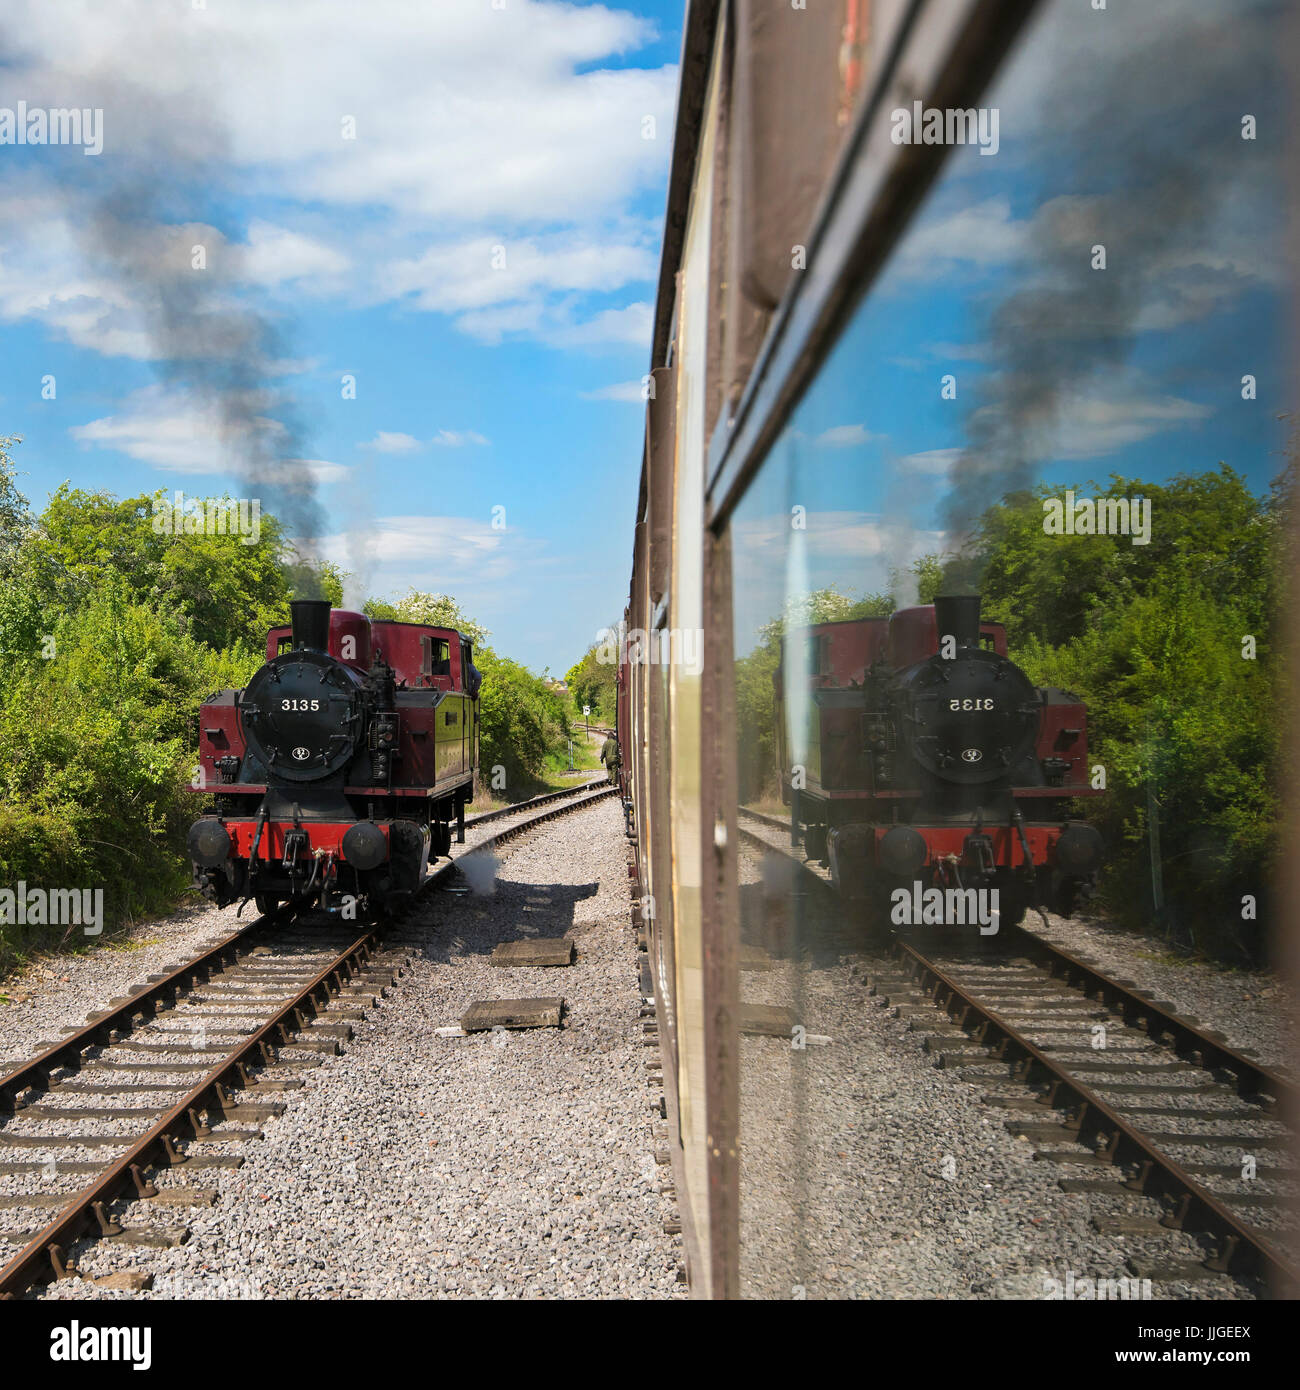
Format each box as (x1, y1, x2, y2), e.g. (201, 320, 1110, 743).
(420, 635, 451, 677)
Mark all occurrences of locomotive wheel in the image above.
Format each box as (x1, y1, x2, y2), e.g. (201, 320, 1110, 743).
(254, 894, 283, 916)
(995, 889, 1027, 930)
(804, 824, 828, 862)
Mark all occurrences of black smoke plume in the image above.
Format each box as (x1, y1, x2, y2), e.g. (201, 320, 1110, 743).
(0, 15, 327, 594)
(942, 0, 1284, 581)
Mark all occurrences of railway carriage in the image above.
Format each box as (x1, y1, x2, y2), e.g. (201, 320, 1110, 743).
(188, 600, 480, 920)
(609, 0, 1289, 1298)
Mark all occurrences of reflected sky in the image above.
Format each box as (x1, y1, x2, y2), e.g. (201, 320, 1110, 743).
(733, 0, 1290, 656)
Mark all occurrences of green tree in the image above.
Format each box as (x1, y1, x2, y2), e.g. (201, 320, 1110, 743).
(565, 631, 619, 721)
(384, 589, 490, 646)
(34, 484, 308, 654)
(963, 466, 1285, 959)
(476, 648, 570, 790)
(0, 574, 258, 968)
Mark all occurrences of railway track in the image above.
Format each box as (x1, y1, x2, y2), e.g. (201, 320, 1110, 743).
(0, 782, 616, 1299)
(464, 777, 607, 829)
(735, 806, 1298, 1296)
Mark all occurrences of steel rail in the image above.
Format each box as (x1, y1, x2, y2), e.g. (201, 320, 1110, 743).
(464, 778, 608, 829)
(998, 926, 1294, 1113)
(738, 811, 1292, 1111)
(0, 910, 292, 1118)
(0, 780, 610, 1118)
(890, 939, 1297, 1294)
(0, 782, 619, 1298)
(735, 816, 1297, 1293)
(0, 927, 381, 1297)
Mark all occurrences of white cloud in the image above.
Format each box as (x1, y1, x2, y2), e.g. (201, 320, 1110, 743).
(264, 459, 351, 488)
(0, 2, 675, 225)
(964, 378, 1213, 464)
(732, 511, 946, 563)
(580, 380, 646, 402)
(921, 341, 994, 363)
(897, 448, 962, 475)
(384, 235, 655, 315)
(814, 423, 876, 448)
(361, 431, 423, 453)
(69, 384, 349, 482)
(0, 205, 347, 362)
(383, 234, 656, 348)
(891, 197, 1027, 281)
(730, 509, 948, 649)
(239, 221, 351, 288)
(0, 1, 673, 355)
(432, 430, 489, 448)
(1051, 388, 1212, 458)
(547, 302, 654, 350)
(322, 514, 547, 596)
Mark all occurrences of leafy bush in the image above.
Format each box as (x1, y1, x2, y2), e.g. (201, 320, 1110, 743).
(564, 638, 619, 722)
(0, 574, 260, 969)
(476, 648, 571, 794)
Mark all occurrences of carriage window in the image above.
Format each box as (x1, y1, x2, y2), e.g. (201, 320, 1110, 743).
(727, 0, 1288, 1299)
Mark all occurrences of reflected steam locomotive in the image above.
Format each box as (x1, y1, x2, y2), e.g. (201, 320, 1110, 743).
(775, 594, 1102, 927)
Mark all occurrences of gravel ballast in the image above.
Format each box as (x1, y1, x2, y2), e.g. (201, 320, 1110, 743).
(32, 797, 682, 1300)
(734, 834, 1275, 1300)
(2, 795, 1292, 1300)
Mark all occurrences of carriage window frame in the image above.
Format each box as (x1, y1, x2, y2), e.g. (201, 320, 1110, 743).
(704, 0, 1036, 530)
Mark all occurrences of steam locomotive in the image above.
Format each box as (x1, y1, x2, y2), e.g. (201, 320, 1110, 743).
(187, 600, 480, 920)
(775, 594, 1102, 927)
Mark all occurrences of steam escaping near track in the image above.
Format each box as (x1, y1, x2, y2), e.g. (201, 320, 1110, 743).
(0, 12, 328, 593)
(941, 2, 1281, 570)
(458, 851, 500, 897)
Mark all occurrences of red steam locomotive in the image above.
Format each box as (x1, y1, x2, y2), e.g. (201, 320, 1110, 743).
(187, 600, 480, 921)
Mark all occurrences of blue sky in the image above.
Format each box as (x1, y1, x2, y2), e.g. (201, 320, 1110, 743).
(0, 0, 685, 674)
(2, 0, 1289, 675)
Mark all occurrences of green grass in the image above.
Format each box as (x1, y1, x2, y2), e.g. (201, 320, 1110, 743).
(468, 729, 607, 814)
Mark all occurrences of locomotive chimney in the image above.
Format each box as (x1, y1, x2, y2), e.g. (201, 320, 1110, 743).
(934, 593, 982, 650)
(290, 598, 332, 652)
